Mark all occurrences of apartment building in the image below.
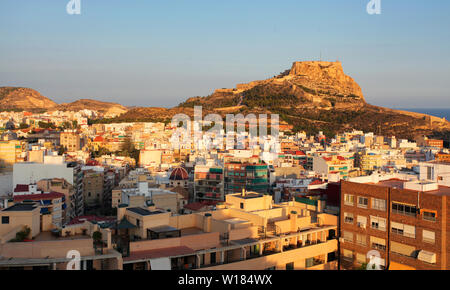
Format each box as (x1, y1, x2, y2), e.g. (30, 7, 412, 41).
(115, 190, 338, 270)
(436, 153, 450, 163)
(0, 140, 25, 172)
(37, 178, 77, 222)
(0, 201, 122, 270)
(194, 165, 224, 202)
(13, 155, 84, 216)
(224, 162, 269, 195)
(313, 155, 353, 181)
(355, 152, 382, 171)
(340, 173, 449, 270)
(83, 169, 105, 207)
(60, 130, 83, 152)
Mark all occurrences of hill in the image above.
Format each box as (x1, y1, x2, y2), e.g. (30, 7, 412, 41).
(55, 99, 128, 117)
(0, 87, 57, 112)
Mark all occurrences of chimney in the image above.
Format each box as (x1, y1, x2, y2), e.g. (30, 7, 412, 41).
(204, 213, 212, 233)
(290, 211, 298, 232)
(242, 188, 246, 197)
(117, 204, 128, 220)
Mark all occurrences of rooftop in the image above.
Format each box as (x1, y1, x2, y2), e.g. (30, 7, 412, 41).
(375, 179, 450, 196)
(127, 207, 165, 216)
(2, 203, 37, 212)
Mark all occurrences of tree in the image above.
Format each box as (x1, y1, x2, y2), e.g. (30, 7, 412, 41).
(92, 231, 102, 245)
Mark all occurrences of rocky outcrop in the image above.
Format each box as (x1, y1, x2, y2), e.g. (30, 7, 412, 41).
(182, 61, 366, 110)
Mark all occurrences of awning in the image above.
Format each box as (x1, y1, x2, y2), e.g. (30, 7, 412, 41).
(117, 217, 137, 230)
(417, 250, 436, 264)
(150, 258, 171, 270)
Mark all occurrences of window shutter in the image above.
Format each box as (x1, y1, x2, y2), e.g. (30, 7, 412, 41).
(423, 230, 435, 242)
(370, 236, 386, 246)
(391, 241, 415, 257)
(404, 225, 416, 237)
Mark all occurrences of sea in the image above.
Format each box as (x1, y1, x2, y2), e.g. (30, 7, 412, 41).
(397, 108, 450, 121)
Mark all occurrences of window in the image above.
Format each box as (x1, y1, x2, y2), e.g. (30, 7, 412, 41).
(391, 241, 416, 257)
(392, 202, 417, 217)
(344, 194, 354, 206)
(136, 219, 140, 227)
(422, 210, 436, 222)
(370, 216, 386, 231)
(371, 198, 386, 211)
(357, 197, 368, 209)
(356, 253, 366, 264)
(342, 249, 353, 261)
(391, 222, 415, 238)
(286, 262, 294, 270)
(356, 234, 367, 246)
(343, 231, 354, 243)
(1, 216, 9, 224)
(422, 230, 435, 244)
(240, 203, 244, 209)
(370, 236, 386, 251)
(344, 212, 354, 224)
(357, 216, 367, 229)
(304, 258, 314, 268)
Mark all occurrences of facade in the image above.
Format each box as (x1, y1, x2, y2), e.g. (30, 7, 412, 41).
(340, 177, 449, 270)
(194, 165, 224, 202)
(0, 201, 122, 270)
(37, 178, 77, 222)
(224, 162, 269, 195)
(13, 156, 84, 216)
(0, 140, 25, 172)
(313, 155, 353, 180)
(116, 191, 338, 270)
(83, 169, 105, 207)
(60, 131, 83, 152)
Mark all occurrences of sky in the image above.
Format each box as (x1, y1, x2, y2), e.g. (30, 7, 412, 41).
(0, 0, 449, 109)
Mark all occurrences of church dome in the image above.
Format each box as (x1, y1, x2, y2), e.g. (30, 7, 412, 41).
(169, 167, 189, 180)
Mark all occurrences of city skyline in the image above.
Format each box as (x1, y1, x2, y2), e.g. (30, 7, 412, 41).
(1, 0, 450, 109)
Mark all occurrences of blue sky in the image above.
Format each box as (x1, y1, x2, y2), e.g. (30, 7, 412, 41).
(0, 0, 449, 108)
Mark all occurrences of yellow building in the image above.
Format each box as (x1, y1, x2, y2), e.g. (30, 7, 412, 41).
(117, 190, 338, 270)
(60, 131, 82, 152)
(359, 152, 383, 171)
(0, 140, 25, 172)
(0, 201, 122, 270)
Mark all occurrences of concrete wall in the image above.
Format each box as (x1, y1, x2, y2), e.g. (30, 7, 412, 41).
(0, 238, 94, 259)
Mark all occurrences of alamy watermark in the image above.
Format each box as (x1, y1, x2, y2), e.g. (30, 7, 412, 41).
(67, 1, 380, 16)
(66, 250, 81, 270)
(169, 106, 280, 162)
(367, 0, 381, 15)
(67, 0, 81, 15)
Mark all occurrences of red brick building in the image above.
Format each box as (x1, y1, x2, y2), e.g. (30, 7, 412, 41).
(340, 180, 449, 270)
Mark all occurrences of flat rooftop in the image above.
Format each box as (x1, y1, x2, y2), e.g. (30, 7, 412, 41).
(127, 207, 165, 216)
(2, 203, 37, 212)
(375, 179, 450, 196)
(236, 193, 264, 199)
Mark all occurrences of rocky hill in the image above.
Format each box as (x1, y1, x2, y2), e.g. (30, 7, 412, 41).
(176, 61, 450, 139)
(0, 87, 128, 117)
(0, 87, 58, 111)
(180, 61, 365, 110)
(3, 61, 450, 140)
(55, 99, 128, 117)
